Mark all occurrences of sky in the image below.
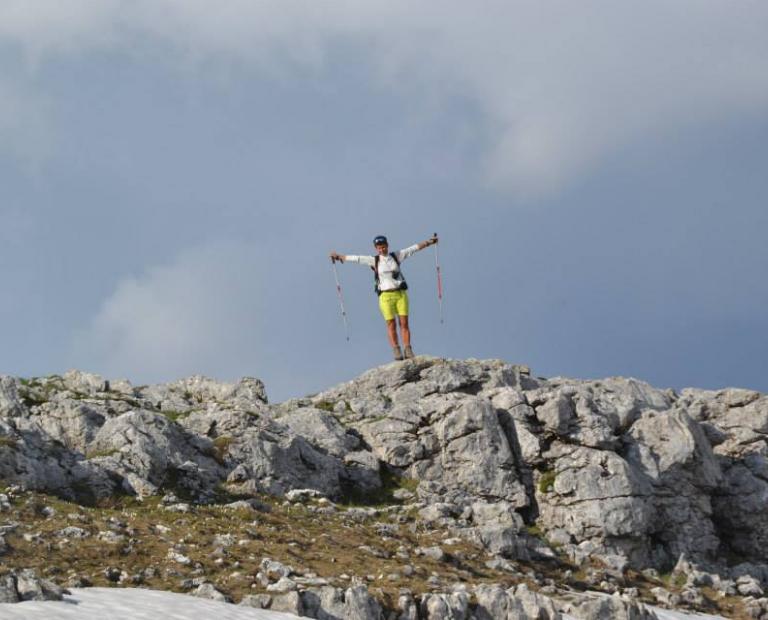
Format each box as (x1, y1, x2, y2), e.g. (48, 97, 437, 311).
(1, 1, 767, 402)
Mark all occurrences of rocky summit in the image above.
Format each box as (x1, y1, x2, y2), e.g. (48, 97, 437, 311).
(1, 357, 768, 618)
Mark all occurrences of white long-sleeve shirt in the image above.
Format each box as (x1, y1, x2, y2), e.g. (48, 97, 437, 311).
(345, 244, 420, 292)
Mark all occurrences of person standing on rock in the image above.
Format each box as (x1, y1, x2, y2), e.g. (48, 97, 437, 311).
(330, 234, 438, 361)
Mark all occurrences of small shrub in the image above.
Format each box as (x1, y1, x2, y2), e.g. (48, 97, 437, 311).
(538, 470, 557, 494)
(161, 409, 190, 422)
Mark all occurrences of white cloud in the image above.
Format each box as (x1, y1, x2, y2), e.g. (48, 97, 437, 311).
(1, 1, 767, 194)
(72, 241, 265, 382)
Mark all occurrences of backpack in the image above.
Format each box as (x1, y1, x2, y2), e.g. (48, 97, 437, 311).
(372, 253, 408, 296)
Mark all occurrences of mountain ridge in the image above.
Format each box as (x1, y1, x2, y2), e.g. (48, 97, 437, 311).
(1, 357, 767, 618)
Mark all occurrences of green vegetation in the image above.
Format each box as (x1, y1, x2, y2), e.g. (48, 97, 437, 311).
(160, 409, 191, 422)
(0, 436, 17, 450)
(525, 524, 544, 538)
(538, 470, 557, 494)
(17, 375, 66, 407)
(659, 570, 688, 589)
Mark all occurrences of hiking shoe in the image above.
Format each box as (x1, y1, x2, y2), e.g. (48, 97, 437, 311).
(393, 346, 404, 361)
(404, 345, 415, 359)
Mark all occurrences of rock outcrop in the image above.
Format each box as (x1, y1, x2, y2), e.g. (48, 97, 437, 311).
(2, 358, 768, 614)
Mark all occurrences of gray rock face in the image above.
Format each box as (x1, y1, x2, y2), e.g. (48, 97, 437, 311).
(344, 585, 384, 619)
(0, 575, 19, 603)
(192, 583, 230, 602)
(270, 590, 303, 615)
(0, 371, 379, 504)
(90, 410, 224, 499)
(567, 592, 658, 619)
(678, 388, 768, 562)
(4, 569, 69, 602)
(473, 584, 528, 619)
(420, 591, 469, 619)
(300, 585, 382, 620)
(312, 359, 531, 511)
(538, 445, 653, 541)
(2, 358, 768, 582)
(0, 377, 24, 417)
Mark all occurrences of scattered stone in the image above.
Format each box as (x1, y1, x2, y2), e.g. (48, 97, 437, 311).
(651, 586, 680, 608)
(266, 577, 297, 593)
(65, 574, 92, 588)
(14, 569, 69, 602)
(416, 546, 446, 562)
(56, 526, 89, 539)
(213, 533, 237, 548)
(97, 530, 125, 544)
(193, 583, 230, 602)
(285, 488, 325, 502)
(270, 591, 303, 615)
(358, 544, 391, 559)
(0, 575, 19, 603)
(103, 567, 122, 583)
(260, 558, 293, 580)
(167, 550, 192, 565)
(739, 575, 766, 597)
(679, 587, 705, 607)
(240, 593, 272, 608)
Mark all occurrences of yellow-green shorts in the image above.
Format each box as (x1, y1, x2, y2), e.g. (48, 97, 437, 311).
(378, 290, 409, 321)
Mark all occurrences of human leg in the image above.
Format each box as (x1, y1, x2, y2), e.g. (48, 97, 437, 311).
(396, 292, 414, 358)
(399, 315, 411, 348)
(386, 320, 399, 347)
(379, 292, 403, 359)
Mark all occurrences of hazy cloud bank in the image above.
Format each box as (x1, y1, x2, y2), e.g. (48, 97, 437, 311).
(72, 241, 265, 383)
(1, 1, 767, 194)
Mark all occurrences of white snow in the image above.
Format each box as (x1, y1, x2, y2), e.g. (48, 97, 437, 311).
(0, 588, 300, 619)
(652, 609, 725, 620)
(0, 587, 727, 620)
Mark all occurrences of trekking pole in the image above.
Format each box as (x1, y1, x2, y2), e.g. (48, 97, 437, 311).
(331, 257, 351, 341)
(433, 232, 444, 324)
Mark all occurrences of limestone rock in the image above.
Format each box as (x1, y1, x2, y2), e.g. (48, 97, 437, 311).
(192, 582, 230, 602)
(14, 569, 69, 602)
(473, 584, 528, 619)
(569, 592, 658, 619)
(0, 575, 19, 603)
(344, 584, 384, 620)
(2, 358, 768, 584)
(420, 591, 470, 619)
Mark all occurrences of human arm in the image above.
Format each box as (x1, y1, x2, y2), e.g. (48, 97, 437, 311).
(396, 234, 438, 261)
(329, 251, 375, 266)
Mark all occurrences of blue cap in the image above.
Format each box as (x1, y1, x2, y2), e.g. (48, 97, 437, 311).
(373, 235, 388, 245)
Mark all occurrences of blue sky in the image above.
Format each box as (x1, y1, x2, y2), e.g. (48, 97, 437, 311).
(1, 1, 767, 402)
